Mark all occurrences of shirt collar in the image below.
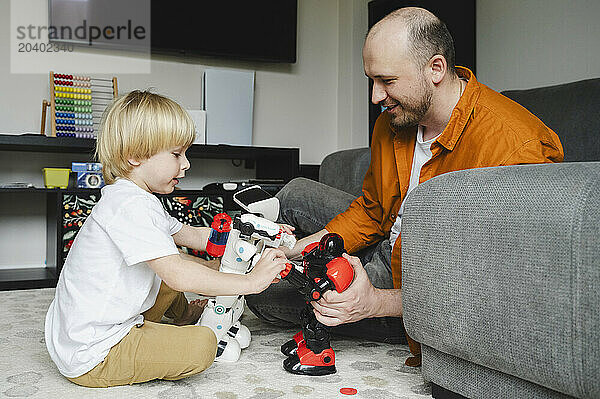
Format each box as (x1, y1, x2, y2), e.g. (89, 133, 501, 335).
(435, 66, 480, 151)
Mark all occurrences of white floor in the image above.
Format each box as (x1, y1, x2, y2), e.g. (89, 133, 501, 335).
(0, 288, 432, 399)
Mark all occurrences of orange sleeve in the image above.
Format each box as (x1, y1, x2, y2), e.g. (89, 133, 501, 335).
(325, 183, 386, 253)
(325, 116, 393, 253)
(501, 130, 564, 165)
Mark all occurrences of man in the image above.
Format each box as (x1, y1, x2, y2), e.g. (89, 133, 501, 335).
(246, 7, 563, 367)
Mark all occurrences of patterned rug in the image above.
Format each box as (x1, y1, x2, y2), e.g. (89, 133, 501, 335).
(0, 288, 432, 399)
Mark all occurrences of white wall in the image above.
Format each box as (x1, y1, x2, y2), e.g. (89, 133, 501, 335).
(476, 0, 600, 91)
(3, 0, 597, 270)
(337, 0, 370, 151)
(0, 0, 370, 166)
(0, 0, 370, 269)
(9, 0, 595, 168)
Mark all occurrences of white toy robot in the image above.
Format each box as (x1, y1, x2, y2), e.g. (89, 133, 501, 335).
(197, 185, 296, 362)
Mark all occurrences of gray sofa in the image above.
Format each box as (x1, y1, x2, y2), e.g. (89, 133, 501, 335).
(316, 78, 600, 398)
(402, 163, 599, 399)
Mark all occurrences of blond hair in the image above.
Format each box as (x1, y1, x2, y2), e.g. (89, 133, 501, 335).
(96, 90, 195, 184)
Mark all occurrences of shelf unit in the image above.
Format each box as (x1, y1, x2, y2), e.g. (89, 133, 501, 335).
(0, 133, 300, 290)
(0, 134, 300, 182)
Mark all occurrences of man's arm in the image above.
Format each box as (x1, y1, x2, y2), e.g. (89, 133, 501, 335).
(501, 138, 564, 166)
(310, 253, 402, 326)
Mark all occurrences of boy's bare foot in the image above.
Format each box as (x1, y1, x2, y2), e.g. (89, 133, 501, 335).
(174, 299, 208, 326)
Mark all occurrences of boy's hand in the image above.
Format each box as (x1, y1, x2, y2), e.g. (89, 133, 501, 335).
(278, 223, 295, 235)
(277, 224, 296, 258)
(248, 248, 288, 294)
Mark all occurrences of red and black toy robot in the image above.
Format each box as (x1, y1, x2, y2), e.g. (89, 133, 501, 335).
(278, 233, 354, 375)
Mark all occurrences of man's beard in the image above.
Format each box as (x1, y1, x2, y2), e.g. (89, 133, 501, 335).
(388, 80, 433, 132)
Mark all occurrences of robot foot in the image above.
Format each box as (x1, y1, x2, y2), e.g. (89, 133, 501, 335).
(281, 331, 305, 356)
(281, 339, 299, 356)
(215, 335, 242, 363)
(228, 322, 251, 349)
(283, 353, 336, 376)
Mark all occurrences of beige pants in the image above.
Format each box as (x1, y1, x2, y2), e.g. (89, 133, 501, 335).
(67, 282, 217, 388)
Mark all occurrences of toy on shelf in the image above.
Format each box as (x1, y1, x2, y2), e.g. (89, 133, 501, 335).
(42, 167, 71, 189)
(71, 162, 105, 189)
(197, 185, 296, 362)
(40, 71, 118, 138)
(278, 233, 354, 376)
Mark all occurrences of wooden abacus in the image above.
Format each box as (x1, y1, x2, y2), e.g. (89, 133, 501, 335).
(40, 71, 118, 138)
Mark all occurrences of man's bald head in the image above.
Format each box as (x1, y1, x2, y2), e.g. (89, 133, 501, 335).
(366, 7, 456, 76)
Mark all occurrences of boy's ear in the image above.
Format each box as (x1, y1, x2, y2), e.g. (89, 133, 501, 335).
(128, 158, 141, 166)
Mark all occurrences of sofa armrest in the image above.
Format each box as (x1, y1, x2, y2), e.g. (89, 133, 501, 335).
(319, 148, 370, 197)
(401, 162, 600, 398)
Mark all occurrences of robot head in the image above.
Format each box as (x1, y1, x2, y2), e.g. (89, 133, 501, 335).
(318, 233, 345, 258)
(233, 185, 280, 221)
(301, 233, 346, 273)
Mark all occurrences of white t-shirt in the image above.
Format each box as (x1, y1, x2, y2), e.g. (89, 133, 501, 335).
(389, 126, 440, 248)
(45, 178, 183, 378)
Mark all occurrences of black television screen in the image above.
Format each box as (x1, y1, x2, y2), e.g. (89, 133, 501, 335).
(48, 0, 297, 63)
(151, 1, 297, 63)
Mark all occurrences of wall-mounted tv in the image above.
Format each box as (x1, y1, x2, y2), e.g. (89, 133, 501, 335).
(48, 0, 298, 63)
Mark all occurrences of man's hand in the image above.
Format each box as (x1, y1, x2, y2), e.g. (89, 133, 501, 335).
(311, 253, 381, 326)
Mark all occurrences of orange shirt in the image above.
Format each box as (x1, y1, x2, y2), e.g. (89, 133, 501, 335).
(325, 67, 564, 288)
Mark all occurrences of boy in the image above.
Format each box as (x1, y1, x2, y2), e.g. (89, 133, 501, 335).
(45, 90, 289, 387)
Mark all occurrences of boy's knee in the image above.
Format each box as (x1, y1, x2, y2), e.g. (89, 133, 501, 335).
(190, 326, 218, 370)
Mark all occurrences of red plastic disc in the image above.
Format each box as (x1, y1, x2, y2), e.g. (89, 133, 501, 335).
(340, 387, 357, 395)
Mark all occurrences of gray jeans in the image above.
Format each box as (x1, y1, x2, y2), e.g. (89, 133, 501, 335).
(246, 178, 407, 344)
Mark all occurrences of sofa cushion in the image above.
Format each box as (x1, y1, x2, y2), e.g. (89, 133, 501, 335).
(502, 78, 600, 162)
(319, 147, 370, 197)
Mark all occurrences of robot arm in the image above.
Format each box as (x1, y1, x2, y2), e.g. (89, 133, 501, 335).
(234, 214, 296, 250)
(206, 184, 296, 262)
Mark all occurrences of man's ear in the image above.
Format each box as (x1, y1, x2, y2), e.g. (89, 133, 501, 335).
(428, 55, 447, 85)
(128, 158, 141, 166)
